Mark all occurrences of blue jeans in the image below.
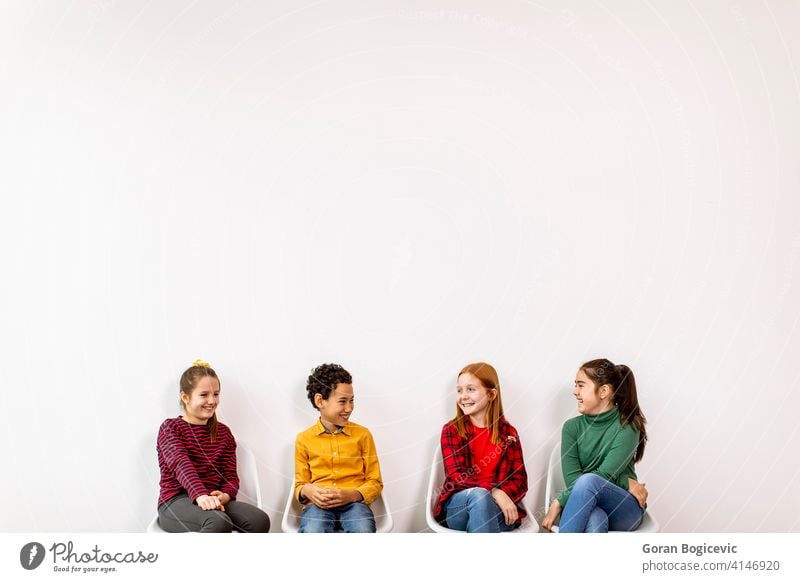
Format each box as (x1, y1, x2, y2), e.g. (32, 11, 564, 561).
(559, 473, 644, 533)
(298, 502, 376, 533)
(443, 487, 517, 533)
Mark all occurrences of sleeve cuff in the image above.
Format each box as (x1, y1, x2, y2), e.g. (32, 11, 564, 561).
(556, 491, 569, 507)
(357, 484, 380, 505)
(189, 486, 207, 502)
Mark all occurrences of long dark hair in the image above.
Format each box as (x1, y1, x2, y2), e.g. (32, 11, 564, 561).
(580, 358, 647, 462)
(179, 360, 220, 442)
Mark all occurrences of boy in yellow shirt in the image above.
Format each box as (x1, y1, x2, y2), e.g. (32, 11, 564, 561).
(294, 363, 383, 533)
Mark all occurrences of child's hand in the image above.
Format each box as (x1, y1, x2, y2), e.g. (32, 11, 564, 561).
(491, 488, 519, 525)
(195, 494, 225, 512)
(541, 498, 561, 531)
(301, 485, 362, 508)
(209, 490, 231, 506)
(320, 488, 363, 508)
(627, 478, 648, 508)
(300, 484, 335, 507)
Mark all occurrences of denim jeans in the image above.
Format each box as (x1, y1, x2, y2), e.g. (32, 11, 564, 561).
(559, 473, 644, 533)
(298, 502, 376, 533)
(443, 487, 517, 533)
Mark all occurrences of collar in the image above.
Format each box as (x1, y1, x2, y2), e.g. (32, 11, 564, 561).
(582, 405, 620, 426)
(315, 417, 351, 436)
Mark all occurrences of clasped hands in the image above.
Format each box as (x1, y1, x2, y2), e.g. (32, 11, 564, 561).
(300, 483, 363, 508)
(195, 490, 231, 511)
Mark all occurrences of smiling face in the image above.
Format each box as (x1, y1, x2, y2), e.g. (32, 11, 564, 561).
(456, 372, 496, 427)
(180, 375, 220, 425)
(316, 383, 354, 430)
(573, 368, 613, 415)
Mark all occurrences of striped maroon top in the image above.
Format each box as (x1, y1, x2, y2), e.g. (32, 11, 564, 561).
(157, 417, 239, 507)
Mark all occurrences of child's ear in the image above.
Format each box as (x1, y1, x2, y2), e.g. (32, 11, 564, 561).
(488, 388, 498, 400)
(314, 393, 324, 408)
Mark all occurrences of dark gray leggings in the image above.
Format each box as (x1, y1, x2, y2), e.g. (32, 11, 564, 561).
(158, 494, 270, 533)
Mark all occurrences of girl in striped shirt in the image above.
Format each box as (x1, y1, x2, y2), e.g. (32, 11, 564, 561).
(156, 360, 270, 533)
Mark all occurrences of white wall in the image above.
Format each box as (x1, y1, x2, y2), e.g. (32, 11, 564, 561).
(2, 0, 799, 533)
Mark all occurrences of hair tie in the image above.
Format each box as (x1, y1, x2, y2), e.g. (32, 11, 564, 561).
(191, 358, 212, 368)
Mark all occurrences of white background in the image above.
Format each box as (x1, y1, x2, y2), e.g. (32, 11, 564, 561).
(1, 0, 798, 533)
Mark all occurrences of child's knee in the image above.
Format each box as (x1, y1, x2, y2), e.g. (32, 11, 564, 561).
(464, 487, 494, 507)
(299, 506, 333, 533)
(573, 473, 605, 492)
(299, 520, 331, 533)
(341, 503, 376, 533)
(250, 510, 270, 533)
(343, 517, 376, 533)
(203, 511, 234, 533)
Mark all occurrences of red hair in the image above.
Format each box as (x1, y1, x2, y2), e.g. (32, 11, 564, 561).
(453, 362, 504, 445)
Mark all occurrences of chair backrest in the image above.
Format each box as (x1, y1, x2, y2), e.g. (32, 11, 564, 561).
(281, 479, 393, 533)
(280, 480, 302, 532)
(424, 447, 451, 533)
(235, 441, 262, 509)
(544, 441, 563, 514)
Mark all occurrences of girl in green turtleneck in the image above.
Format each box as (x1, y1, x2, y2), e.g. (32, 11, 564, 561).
(541, 358, 649, 533)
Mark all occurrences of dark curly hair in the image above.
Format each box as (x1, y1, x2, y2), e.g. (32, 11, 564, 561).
(306, 363, 352, 410)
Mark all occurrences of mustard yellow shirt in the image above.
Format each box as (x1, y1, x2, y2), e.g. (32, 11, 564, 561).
(294, 419, 383, 506)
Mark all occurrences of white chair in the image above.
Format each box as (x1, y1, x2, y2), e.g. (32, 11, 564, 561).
(280, 479, 393, 532)
(146, 441, 263, 533)
(425, 446, 539, 533)
(544, 441, 660, 533)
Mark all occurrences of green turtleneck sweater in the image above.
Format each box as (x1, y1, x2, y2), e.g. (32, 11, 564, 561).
(556, 406, 639, 507)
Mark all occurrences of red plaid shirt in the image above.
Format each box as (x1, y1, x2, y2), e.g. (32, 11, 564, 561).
(433, 417, 528, 524)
